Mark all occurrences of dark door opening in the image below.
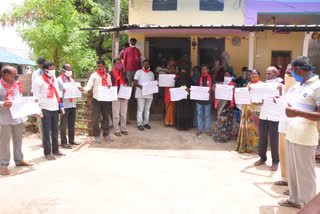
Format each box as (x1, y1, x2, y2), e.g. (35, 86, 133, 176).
(198, 38, 225, 70)
(271, 51, 292, 74)
(148, 37, 191, 71)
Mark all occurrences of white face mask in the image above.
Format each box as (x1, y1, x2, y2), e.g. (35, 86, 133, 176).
(65, 70, 73, 77)
(46, 69, 55, 78)
(130, 44, 136, 48)
(224, 76, 232, 84)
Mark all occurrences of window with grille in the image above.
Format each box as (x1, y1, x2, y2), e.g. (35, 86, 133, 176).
(200, 0, 224, 11)
(153, 0, 177, 11)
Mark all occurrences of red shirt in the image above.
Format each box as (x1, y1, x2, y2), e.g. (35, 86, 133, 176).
(123, 47, 142, 72)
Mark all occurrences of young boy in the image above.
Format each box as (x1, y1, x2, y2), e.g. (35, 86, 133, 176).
(0, 66, 33, 175)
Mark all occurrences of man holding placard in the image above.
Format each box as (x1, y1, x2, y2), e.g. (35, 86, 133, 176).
(192, 64, 215, 136)
(110, 58, 129, 137)
(134, 60, 155, 131)
(84, 59, 113, 143)
(57, 63, 81, 149)
(0, 66, 33, 175)
(254, 66, 283, 171)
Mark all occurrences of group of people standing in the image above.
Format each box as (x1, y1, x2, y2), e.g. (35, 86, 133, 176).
(0, 37, 319, 210)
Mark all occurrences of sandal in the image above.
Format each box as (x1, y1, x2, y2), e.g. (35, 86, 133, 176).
(0, 168, 9, 175)
(114, 132, 122, 137)
(275, 181, 288, 186)
(278, 200, 301, 209)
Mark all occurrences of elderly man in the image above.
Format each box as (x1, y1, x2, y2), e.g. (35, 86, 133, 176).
(0, 66, 33, 175)
(254, 66, 283, 171)
(279, 56, 320, 209)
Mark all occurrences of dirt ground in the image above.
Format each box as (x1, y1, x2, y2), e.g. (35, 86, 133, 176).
(0, 120, 319, 214)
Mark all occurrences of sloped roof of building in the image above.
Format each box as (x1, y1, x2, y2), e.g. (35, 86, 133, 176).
(0, 48, 36, 66)
(80, 24, 320, 32)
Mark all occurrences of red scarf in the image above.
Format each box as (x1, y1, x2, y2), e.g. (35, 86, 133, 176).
(143, 68, 150, 73)
(1, 78, 22, 101)
(200, 73, 212, 87)
(215, 81, 235, 109)
(112, 68, 125, 86)
(42, 73, 61, 103)
(250, 79, 260, 84)
(61, 73, 73, 103)
(97, 69, 109, 87)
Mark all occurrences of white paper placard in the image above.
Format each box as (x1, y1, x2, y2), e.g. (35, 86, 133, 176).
(142, 81, 159, 95)
(250, 84, 279, 103)
(235, 87, 251, 104)
(190, 86, 210, 101)
(215, 84, 234, 101)
(169, 87, 187, 101)
(10, 97, 41, 119)
(118, 86, 132, 100)
(63, 82, 82, 99)
(159, 74, 175, 87)
(97, 86, 118, 101)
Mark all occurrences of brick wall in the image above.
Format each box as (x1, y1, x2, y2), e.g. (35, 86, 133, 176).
(19, 73, 32, 96)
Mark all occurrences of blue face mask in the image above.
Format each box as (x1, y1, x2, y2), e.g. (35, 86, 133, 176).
(291, 69, 314, 83)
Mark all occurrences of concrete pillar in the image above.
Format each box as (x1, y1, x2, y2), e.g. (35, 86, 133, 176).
(302, 32, 311, 57)
(248, 32, 255, 70)
(190, 36, 198, 69)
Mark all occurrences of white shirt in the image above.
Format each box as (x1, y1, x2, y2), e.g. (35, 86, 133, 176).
(278, 85, 297, 134)
(83, 72, 112, 101)
(286, 75, 320, 146)
(134, 69, 155, 99)
(32, 69, 56, 93)
(33, 75, 62, 111)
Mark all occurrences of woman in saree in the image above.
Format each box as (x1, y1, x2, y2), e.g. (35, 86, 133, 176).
(164, 65, 178, 126)
(175, 68, 194, 130)
(213, 70, 235, 143)
(235, 69, 263, 153)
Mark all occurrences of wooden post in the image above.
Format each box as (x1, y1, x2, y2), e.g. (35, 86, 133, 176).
(112, 0, 121, 60)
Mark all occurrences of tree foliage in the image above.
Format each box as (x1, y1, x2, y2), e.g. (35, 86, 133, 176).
(1, 0, 128, 78)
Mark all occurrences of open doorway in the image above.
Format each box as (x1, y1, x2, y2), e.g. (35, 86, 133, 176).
(198, 38, 225, 70)
(147, 37, 191, 71)
(271, 51, 292, 74)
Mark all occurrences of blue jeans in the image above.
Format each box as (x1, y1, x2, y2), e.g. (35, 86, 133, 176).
(196, 103, 211, 132)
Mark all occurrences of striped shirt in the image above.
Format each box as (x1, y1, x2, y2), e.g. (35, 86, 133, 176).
(286, 75, 320, 146)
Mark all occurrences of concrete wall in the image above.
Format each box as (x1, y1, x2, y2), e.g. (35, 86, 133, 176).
(245, 0, 320, 25)
(308, 39, 320, 75)
(255, 31, 304, 80)
(129, 0, 245, 25)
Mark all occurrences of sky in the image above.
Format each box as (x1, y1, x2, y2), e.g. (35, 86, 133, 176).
(0, 0, 31, 58)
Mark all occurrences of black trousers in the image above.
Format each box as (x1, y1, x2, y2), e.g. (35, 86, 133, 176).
(258, 119, 279, 164)
(42, 109, 59, 156)
(92, 98, 110, 137)
(60, 107, 76, 145)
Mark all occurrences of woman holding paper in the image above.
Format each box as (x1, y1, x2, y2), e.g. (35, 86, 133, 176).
(175, 68, 194, 130)
(235, 69, 263, 153)
(213, 71, 235, 143)
(164, 65, 178, 126)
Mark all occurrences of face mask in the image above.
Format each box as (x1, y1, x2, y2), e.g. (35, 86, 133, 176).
(65, 70, 72, 77)
(115, 64, 123, 70)
(46, 69, 55, 78)
(130, 44, 136, 48)
(143, 67, 150, 70)
(291, 69, 314, 83)
(251, 76, 259, 81)
(224, 76, 232, 84)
